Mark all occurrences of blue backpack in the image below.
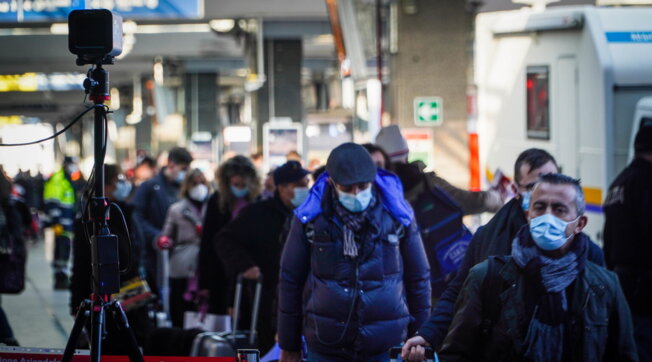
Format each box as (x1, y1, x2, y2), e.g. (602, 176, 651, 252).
(408, 175, 472, 298)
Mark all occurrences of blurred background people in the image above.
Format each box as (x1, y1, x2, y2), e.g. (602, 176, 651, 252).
(43, 156, 83, 289)
(603, 120, 652, 361)
(132, 147, 192, 298)
(0, 167, 28, 346)
(216, 160, 310, 354)
(375, 125, 503, 215)
(156, 169, 210, 327)
(198, 155, 260, 317)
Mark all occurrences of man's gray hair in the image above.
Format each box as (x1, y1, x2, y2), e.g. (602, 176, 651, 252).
(536, 173, 586, 215)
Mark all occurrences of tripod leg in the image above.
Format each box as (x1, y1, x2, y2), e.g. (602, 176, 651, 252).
(108, 301, 144, 362)
(62, 299, 92, 362)
(90, 299, 105, 362)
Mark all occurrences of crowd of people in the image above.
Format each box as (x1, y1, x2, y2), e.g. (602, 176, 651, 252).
(0, 121, 650, 361)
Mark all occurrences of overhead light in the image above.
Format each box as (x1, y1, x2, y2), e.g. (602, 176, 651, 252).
(50, 23, 68, 34)
(209, 19, 235, 33)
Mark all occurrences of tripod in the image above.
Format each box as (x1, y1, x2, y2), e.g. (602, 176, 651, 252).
(61, 64, 144, 362)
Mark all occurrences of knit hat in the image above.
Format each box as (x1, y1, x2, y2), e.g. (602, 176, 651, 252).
(273, 161, 310, 185)
(634, 118, 652, 153)
(326, 143, 377, 186)
(375, 125, 409, 162)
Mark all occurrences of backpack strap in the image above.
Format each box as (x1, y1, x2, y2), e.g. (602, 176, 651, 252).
(480, 255, 509, 336)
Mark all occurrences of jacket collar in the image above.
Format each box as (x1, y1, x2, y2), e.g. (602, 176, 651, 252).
(293, 168, 414, 226)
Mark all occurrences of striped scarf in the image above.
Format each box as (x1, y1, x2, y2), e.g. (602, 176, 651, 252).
(331, 186, 376, 259)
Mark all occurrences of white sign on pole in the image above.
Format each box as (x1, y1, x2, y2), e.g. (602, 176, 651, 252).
(414, 97, 444, 126)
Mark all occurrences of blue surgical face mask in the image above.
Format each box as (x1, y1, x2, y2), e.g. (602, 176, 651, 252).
(230, 185, 249, 198)
(176, 170, 187, 184)
(337, 186, 373, 213)
(529, 213, 579, 251)
(113, 180, 132, 202)
(291, 187, 310, 207)
(520, 191, 531, 212)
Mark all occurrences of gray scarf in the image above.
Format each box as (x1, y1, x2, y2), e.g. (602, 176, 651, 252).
(511, 226, 588, 362)
(331, 186, 376, 259)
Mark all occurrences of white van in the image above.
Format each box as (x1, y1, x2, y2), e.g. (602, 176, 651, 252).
(475, 5, 652, 243)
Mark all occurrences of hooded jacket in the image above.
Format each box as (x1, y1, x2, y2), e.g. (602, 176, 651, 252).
(278, 170, 431, 360)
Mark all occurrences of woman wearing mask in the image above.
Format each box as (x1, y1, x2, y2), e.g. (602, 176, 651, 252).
(196, 155, 260, 317)
(156, 169, 210, 327)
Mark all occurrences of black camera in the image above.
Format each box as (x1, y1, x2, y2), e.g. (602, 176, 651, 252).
(68, 9, 123, 65)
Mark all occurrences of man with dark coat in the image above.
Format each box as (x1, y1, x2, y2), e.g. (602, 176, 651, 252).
(278, 143, 431, 362)
(433, 174, 637, 361)
(131, 147, 192, 295)
(603, 119, 652, 361)
(402, 148, 606, 356)
(215, 161, 310, 354)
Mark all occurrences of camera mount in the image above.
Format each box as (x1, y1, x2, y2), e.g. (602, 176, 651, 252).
(62, 9, 143, 362)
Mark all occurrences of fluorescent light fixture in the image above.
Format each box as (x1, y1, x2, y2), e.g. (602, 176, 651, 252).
(224, 125, 252, 143)
(209, 19, 235, 33)
(50, 23, 68, 34)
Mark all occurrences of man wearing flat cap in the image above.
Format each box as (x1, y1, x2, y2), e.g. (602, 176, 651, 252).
(216, 160, 311, 354)
(604, 118, 652, 361)
(277, 143, 431, 361)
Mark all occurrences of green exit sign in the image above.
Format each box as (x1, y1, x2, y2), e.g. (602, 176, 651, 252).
(414, 97, 443, 126)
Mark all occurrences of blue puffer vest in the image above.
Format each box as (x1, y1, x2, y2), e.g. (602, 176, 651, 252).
(278, 170, 431, 360)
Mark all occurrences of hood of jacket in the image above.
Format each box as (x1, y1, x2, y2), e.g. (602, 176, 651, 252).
(294, 168, 414, 226)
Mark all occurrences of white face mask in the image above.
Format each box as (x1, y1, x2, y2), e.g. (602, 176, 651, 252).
(337, 187, 373, 213)
(291, 187, 310, 207)
(189, 184, 209, 202)
(113, 180, 132, 201)
(529, 213, 579, 251)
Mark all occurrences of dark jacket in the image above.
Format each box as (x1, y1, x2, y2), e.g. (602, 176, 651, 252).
(197, 191, 232, 314)
(132, 169, 180, 245)
(216, 193, 292, 353)
(439, 253, 638, 361)
(603, 158, 652, 314)
(278, 170, 431, 360)
(131, 169, 180, 290)
(418, 198, 606, 348)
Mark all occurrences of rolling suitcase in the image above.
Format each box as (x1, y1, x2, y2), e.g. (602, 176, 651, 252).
(191, 273, 263, 357)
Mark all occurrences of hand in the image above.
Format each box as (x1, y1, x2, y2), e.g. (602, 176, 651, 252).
(196, 289, 210, 305)
(401, 335, 430, 361)
(279, 349, 302, 362)
(53, 224, 64, 237)
(156, 235, 173, 250)
(243, 266, 261, 280)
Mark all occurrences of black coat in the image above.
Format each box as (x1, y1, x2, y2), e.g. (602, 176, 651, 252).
(197, 191, 232, 314)
(418, 198, 606, 348)
(131, 169, 180, 292)
(603, 157, 652, 314)
(215, 193, 292, 353)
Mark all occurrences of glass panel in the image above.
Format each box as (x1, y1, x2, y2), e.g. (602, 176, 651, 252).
(526, 66, 550, 140)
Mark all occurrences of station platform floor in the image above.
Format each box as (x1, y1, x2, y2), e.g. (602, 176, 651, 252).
(1, 239, 75, 348)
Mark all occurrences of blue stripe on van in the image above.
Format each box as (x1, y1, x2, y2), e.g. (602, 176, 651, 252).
(606, 32, 652, 43)
(586, 203, 603, 214)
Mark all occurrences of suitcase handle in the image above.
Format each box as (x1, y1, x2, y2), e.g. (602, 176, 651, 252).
(389, 345, 435, 361)
(232, 273, 264, 346)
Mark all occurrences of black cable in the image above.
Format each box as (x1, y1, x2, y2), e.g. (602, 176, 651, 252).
(0, 106, 94, 146)
(110, 202, 133, 274)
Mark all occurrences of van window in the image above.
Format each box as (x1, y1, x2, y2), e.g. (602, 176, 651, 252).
(526, 66, 550, 140)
